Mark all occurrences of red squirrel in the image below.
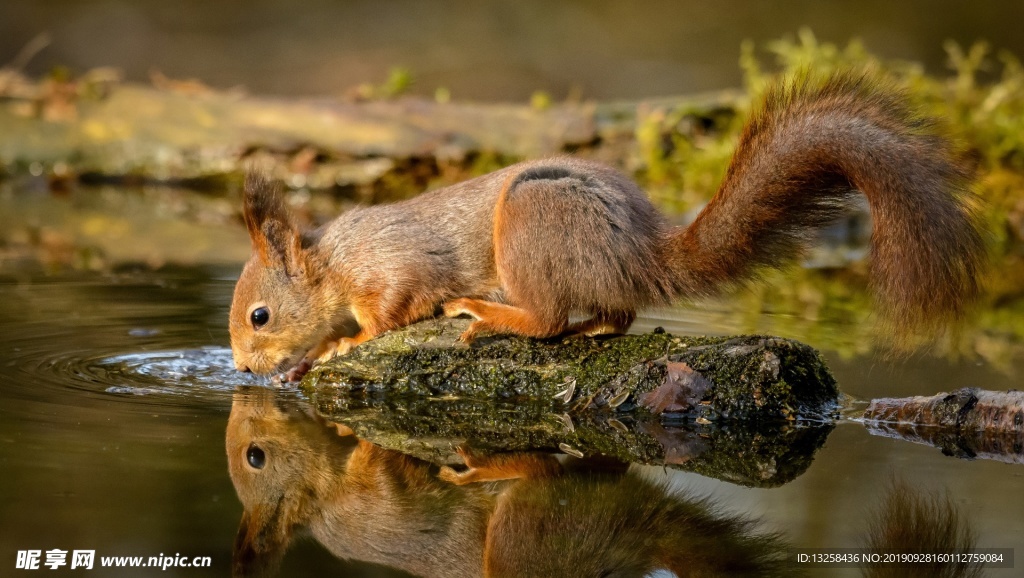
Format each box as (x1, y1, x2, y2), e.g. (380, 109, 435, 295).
(229, 74, 984, 380)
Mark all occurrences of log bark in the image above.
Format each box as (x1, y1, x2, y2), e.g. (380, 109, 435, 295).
(303, 317, 841, 423)
(863, 388, 1024, 464)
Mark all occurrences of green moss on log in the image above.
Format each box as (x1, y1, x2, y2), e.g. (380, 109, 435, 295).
(313, 395, 833, 487)
(304, 317, 839, 423)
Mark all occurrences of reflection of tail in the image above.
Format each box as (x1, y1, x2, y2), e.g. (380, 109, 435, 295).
(863, 480, 982, 578)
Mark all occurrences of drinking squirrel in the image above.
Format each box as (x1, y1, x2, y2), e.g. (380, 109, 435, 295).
(229, 73, 984, 380)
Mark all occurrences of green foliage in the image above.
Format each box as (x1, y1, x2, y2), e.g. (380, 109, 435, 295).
(633, 30, 1024, 362)
(530, 90, 553, 111)
(639, 28, 1024, 217)
(634, 103, 740, 214)
(381, 67, 414, 97)
(351, 66, 415, 100)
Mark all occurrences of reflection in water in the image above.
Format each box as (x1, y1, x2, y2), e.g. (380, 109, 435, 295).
(313, 395, 834, 488)
(226, 387, 791, 577)
(863, 480, 983, 578)
(864, 420, 1024, 466)
(227, 386, 999, 578)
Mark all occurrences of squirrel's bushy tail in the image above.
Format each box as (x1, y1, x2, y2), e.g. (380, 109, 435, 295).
(665, 73, 984, 328)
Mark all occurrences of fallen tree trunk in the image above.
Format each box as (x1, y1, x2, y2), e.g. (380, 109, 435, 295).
(301, 319, 1024, 482)
(0, 69, 741, 188)
(862, 388, 1024, 464)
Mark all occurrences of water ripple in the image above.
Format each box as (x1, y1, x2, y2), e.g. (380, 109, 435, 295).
(91, 347, 265, 395)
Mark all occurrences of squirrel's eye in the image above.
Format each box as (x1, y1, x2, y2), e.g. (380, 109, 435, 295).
(246, 443, 266, 469)
(250, 307, 270, 329)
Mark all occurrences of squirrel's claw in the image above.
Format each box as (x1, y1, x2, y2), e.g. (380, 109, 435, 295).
(273, 359, 312, 384)
(443, 299, 485, 342)
(457, 323, 483, 344)
(277, 338, 356, 383)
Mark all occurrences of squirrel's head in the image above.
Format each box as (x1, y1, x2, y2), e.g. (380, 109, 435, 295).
(229, 174, 322, 375)
(226, 386, 359, 576)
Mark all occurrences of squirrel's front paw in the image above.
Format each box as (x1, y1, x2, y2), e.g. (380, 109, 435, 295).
(332, 337, 359, 357)
(274, 359, 313, 384)
(313, 340, 341, 364)
(307, 336, 360, 367)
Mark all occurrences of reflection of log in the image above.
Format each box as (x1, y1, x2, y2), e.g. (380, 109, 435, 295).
(862, 388, 1024, 464)
(305, 317, 841, 423)
(229, 386, 792, 577)
(314, 396, 833, 488)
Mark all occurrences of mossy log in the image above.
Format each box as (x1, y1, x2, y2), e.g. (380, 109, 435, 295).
(863, 388, 1024, 464)
(304, 317, 840, 423)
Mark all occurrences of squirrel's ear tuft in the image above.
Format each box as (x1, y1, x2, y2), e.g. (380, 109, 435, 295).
(232, 507, 289, 578)
(243, 173, 288, 239)
(242, 173, 304, 276)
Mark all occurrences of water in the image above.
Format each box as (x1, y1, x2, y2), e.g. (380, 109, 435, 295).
(1, 266, 1022, 576)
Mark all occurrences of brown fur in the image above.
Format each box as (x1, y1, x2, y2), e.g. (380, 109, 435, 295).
(226, 388, 492, 577)
(863, 480, 983, 578)
(226, 387, 789, 577)
(438, 446, 563, 485)
(230, 73, 984, 378)
(667, 74, 983, 329)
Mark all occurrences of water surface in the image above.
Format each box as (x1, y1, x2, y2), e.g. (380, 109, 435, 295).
(1, 248, 1021, 576)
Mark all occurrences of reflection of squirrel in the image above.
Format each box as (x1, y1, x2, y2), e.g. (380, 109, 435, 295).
(226, 387, 789, 577)
(228, 390, 984, 578)
(229, 74, 984, 378)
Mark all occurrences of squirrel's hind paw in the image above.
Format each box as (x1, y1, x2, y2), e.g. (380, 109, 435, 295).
(438, 446, 482, 485)
(443, 298, 480, 320)
(458, 329, 476, 344)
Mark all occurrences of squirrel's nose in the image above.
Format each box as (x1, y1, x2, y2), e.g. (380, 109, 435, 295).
(234, 359, 252, 373)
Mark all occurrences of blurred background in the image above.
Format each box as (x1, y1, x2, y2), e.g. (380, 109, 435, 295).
(4, 0, 1024, 101)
